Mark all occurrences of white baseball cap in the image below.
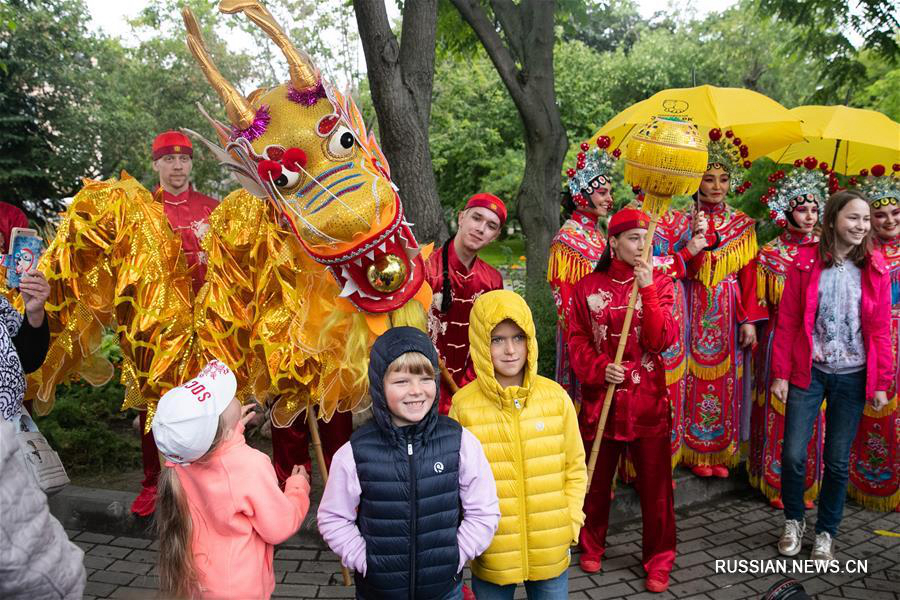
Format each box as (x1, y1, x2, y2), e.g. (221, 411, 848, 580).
(151, 360, 237, 465)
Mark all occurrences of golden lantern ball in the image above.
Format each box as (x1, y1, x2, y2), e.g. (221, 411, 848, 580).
(366, 254, 408, 293)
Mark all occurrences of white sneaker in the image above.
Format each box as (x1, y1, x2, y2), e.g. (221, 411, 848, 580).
(811, 531, 835, 562)
(778, 519, 806, 556)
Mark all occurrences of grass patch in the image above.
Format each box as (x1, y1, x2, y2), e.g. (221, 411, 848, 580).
(479, 237, 526, 268)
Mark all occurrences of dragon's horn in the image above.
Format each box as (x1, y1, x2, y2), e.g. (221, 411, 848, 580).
(219, 0, 319, 91)
(182, 8, 255, 130)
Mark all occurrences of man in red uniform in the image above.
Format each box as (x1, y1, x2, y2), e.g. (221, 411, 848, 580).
(131, 131, 219, 517)
(567, 208, 679, 593)
(425, 193, 505, 413)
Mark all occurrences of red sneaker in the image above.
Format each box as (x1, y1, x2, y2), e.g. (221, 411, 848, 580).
(710, 465, 729, 478)
(462, 583, 476, 600)
(579, 555, 602, 573)
(770, 497, 785, 510)
(131, 485, 157, 517)
(691, 465, 713, 477)
(645, 571, 670, 593)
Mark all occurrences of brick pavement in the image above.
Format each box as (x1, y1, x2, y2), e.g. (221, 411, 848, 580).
(73, 491, 899, 599)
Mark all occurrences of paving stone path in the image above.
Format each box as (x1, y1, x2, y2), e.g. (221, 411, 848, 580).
(72, 491, 899, 599)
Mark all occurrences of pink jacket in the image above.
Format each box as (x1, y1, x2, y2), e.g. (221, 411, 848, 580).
(173, 428, 310, 599)
(771, 245, 892, 401)
(317, 427, 500, 576)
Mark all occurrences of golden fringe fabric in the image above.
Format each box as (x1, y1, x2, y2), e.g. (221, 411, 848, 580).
(688, 355, 731, 380)
(756, 265, 786, 305)
(664, 360, 686, 386)
(749, 471, 821, 503)
(848, 483, 900, 512)
(681, 445, 742, 468)
(863, 393, 898, 418)
(697, 225, 758, 289)
(27, 174, 197, 419)
(547, 243, 594, 286)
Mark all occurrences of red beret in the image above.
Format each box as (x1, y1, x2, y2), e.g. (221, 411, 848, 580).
(152, 131, 193, 161)
(464, 193, 507, 226)
(608, 208, 650, 237)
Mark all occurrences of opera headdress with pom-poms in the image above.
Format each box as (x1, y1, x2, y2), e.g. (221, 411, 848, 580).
(566, 136, 618, 208)
(705, 128, 753, 194)
(760, 156, 834, 229)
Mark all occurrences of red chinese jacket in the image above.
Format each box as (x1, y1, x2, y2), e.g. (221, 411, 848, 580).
(425, 240, 503, 412)
(156, 185, 219, 293)
(567, 258, 679, 441)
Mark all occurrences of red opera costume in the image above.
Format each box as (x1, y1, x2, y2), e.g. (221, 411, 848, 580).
(750, 161, 833, 506)
(681, 130, 766, 472)
(425, 195, 505, 413)
(567, 209, 679, 577)
(849, 172, 900, 511)
(752, 231, 824, 503)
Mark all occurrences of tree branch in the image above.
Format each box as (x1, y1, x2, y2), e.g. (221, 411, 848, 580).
(353, 0, 401, 92)
(490, 0, 525, 66)
(449, 0, 526, 108)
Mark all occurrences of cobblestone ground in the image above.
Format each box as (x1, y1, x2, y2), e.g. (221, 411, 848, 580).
(73, 491, 899, 600)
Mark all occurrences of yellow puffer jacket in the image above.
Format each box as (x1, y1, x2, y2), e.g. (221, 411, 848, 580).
(449, 290, 586, 585)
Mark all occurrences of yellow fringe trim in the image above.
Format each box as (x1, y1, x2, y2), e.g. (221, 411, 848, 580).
(757, 265, 786, 305)
(671, 446, 683, 471)
(680, 445, 741, 468)
(847, 484, 900, 512)
(698, 224, 758, 288)
(863, 393, 898, 417)
(688, 355, 731, 380)
(547, 243, 594, 285)
(665, 360, 687, 385)
(750, 474, 821, 504)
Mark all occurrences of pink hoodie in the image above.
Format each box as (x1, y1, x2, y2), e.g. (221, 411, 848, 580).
(172, 428, 310, 599)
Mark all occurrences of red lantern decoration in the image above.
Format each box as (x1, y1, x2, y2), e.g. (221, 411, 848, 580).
(803, 156, 818, 169)
(871, 164, 886, 177)
(709, 128, 722, 141)
(597, 136, 611, 149)
(725, 130, 734, 138)
(580, 142, 590, 151)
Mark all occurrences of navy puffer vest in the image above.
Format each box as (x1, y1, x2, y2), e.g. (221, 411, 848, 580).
(352, 326, 463, 599)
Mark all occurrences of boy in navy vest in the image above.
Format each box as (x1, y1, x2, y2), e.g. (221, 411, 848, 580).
(318, 327, 500, 600)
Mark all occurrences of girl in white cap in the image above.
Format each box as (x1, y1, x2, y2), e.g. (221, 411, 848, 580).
(151, 360, 310, 599)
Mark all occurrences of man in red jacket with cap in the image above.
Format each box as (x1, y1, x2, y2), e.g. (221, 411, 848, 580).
(131, 131, 219, 517)
(425, 193, 506, 413)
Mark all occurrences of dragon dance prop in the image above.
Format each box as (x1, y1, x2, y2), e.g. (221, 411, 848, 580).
(27, 0, 431, 433)
(586, 117, 707, 487)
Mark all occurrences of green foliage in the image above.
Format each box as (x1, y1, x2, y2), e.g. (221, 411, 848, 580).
(34, 371, 141, 475)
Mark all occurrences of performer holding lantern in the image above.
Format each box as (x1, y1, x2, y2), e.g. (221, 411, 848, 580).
(569, 117, 708, 592)
(750, 158, 834, 509)
(681, 129, 767, 478)
(848, 167, 900, 512)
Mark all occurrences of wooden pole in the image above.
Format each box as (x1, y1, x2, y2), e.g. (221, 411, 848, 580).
(439, 359, 460, 395)
(307, 408, 352, 587)
(586, 206, 666, 489)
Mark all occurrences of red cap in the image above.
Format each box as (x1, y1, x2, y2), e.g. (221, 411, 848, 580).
(464, 193, 507, 226)
(152, 131, 193, 161)
(608, 208, 650, 237)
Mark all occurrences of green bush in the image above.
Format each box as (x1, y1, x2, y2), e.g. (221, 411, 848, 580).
(34, 370, 141, 475)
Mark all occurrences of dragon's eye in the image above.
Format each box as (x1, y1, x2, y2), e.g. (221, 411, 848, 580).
(275, 169, 301, 188)
(326, 125, 356, 159)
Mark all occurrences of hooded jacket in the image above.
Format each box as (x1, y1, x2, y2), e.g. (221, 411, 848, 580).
(318, 326, 500, 600)
(449, 290, 587, 585)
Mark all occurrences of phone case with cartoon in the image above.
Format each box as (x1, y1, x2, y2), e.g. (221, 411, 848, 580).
(7, 235, 43, 288)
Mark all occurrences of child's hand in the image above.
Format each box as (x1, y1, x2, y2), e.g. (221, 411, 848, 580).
(240, 402, 262, 428)
(291, 465, 310, 484)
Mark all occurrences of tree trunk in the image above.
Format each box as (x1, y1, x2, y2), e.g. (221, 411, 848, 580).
(352, 0, 448, 245)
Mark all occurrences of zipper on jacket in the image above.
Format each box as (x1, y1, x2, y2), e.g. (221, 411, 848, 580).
(510, 399, 530, 577)
(407, 431, 417, 600)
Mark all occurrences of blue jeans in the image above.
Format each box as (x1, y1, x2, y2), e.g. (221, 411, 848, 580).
(781, 367, 866, 536)
(471, 571, 568, 600)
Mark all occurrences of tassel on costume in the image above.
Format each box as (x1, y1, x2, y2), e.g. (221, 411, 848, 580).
(698, 225, 757, 289)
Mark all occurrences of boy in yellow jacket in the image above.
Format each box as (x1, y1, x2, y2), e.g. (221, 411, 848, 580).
(450, 289, 587, 599)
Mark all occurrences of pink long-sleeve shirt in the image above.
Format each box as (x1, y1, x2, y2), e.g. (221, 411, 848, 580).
(317, 427, 500, 576)
(173, 430, 310, 599)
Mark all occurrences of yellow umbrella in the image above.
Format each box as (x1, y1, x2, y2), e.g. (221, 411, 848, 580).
(766, 105, 900, 175)
(592, 85, 804, 160)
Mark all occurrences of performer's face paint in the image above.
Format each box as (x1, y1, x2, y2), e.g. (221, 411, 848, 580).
(457, 207, 501, 254)
(698, 166, 730, 205)
(383, 368, 436, 427)
(871, 200, 900, 241)
(153, 153, 193, 193)
(610, 228, 647, 266)
(586, 182, 613, 217)
(788, 200, 819, 235)
(834, 198, 871, 249)
(490, 319, 527, 388)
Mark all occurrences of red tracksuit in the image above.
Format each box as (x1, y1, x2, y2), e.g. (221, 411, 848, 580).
(567, 258, 678, 576)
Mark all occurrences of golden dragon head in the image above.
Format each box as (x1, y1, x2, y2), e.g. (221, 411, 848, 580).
(182, 1, 426, 314)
